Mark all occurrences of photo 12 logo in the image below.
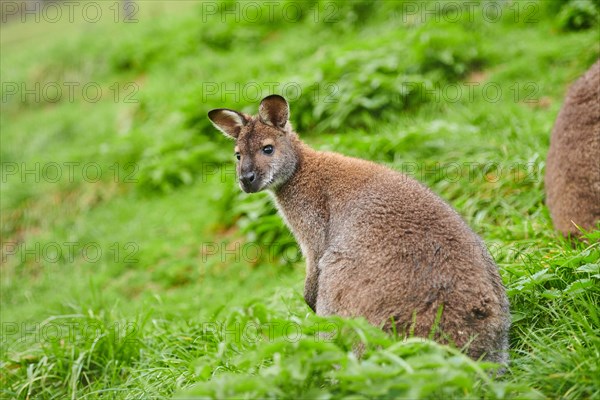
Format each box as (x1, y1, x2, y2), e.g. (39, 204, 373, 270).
(1, 1, 139, 24)
(1, 162, 139, 184)
(2, 241, 140, 264)
(201, 241, 301, 264)
(200, 320, 340, 344)
(201, 81, 339, 103)
(2, 82, 139, 105)
(199, 1, 341, 23)
(397, 1, 539, 24)
(398, 81, 540, 104)
(1, 321, 139, 345)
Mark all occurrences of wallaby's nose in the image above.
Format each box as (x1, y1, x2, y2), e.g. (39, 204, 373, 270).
(241, 171, 256, 185)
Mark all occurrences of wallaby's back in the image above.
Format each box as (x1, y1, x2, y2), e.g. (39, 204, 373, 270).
(545, 60, 600, 237)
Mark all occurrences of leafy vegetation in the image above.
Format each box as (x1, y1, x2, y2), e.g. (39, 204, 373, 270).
(1, 0, 599, 399)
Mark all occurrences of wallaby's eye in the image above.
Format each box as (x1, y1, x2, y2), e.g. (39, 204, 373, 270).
(263, 145, 274, 155)
(235, 152, 241, 161)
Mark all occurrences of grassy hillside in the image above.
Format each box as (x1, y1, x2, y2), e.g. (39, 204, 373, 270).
(1, 0, 599, 398)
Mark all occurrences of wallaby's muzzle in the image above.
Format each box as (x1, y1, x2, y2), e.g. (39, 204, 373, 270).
(240, 171, 258, 193)
(239, 170, 260, 193)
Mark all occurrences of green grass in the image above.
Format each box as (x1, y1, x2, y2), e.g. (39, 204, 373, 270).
(2, 0, 599, 398)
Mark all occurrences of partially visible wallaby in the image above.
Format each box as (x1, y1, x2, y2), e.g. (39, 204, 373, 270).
(545, 60, 600, 238)
(208, 95, 510, 364)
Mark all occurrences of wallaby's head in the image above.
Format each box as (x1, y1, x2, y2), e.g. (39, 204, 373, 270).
(208, 95, 299, 193)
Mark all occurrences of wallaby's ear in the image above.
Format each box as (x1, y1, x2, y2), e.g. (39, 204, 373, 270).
(208, 109, 248, 139)
(259, 95, 289, 129)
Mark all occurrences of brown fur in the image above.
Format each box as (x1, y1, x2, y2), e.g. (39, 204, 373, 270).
(545, 60, 600, 237)
(209, 95, 510, 364)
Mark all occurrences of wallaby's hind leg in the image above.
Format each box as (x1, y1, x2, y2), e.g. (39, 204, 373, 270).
(316, 254, 509, 366)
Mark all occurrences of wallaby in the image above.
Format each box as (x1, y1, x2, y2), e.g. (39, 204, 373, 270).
(545, 60, 600, 238)
(208, 95, 510, 364)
